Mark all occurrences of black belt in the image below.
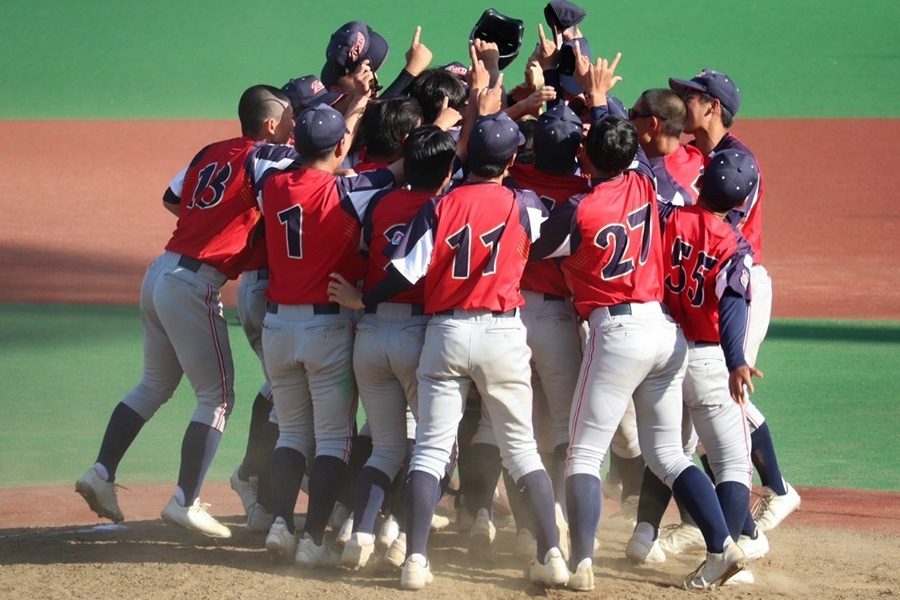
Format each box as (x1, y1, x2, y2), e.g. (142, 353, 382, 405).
(606, 302, 668, 316)
(365, 304, 426, 315)
(266, 301, 340, 315)
(436, 309, 517, 318)
(544, 294, 566, 301)
(694, 341, 719, 348)
(178, 255, 204, 273)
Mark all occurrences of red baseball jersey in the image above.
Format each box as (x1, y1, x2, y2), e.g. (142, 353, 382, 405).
(650, 144, 704, 207)
(389, 182, 548, 314)
(701, 134, 765, 264)
(660, 204, 753, 342)
(354, 160, 391, 173)
(164, 137, 262, 279)
(507, 163, 590, 297)
(362, 188, 432, 305)
(254, 145, 395, 305)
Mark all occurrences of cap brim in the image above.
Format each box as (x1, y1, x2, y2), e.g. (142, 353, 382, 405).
(669, 77, 708, 96)
(560, 73, 583, 96)
(321, 61, 342, 89)
(365, 29, 389, 72)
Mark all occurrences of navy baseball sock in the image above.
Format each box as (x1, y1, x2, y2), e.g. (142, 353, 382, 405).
(566, 473, 601, 570)
(176, 421, 222, 506)
(306, 455, 349, 544)
(672, 466, 730, 553)
(636, 467, 672, 533)
(352, 466, 392, 535)
(238, 392, 272, 481)
(385, 439, 415, 525)
(270, 446, 306, 534)
(96, 403, 146, 482)
(464, 443, 502, 515)
(254, 420, 279, 511)
(716, 481, 751, 542)
(750, 422, 787, 495)
(405, 470, 440, 558)
(502, 467, 532, 533)
(619, 455, 646, 500)
(517, 469, 559, 559)
(338, 434, 372, 508)
(675, 496, 698, 527)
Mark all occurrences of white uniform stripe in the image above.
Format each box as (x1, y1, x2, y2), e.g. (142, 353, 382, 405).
(392, 229, 434, 284)
(169, 167, 187, 198)
(525, 205, 548, 242)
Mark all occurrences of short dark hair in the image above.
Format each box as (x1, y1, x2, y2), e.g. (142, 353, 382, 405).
(696, 90, 734, 128)
(296, 142, 339, 163)
(403, 126, 457, 190)
(585, 116, 638, 176)
(468, 157, 510, 179)
(640, 88, 687, 137)
(515, 119, 537, 165)
(409, 69, 467, 124)
(238, 85, 289, 137)
(360, 98, 423, 160)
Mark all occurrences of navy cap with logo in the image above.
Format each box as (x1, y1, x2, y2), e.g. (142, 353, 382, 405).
(557, 37, 590, 96)
(535, 103, 583, 155)
(544, 0, 587, 31)
(669, 69, 741, 117)
(293, 105, 349, 157)
(467, 112, 527, 165)
(321, 21, 390, 88)
(700, 149, 758, 212)
(281, 75, 345, 114)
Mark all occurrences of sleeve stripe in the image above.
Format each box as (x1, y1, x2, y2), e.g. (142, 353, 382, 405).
(391, 230, 434, 284)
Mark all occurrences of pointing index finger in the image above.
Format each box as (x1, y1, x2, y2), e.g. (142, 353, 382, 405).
(609, 52, 622, 73)
(537, 23, 547, 45)
(412, 26, 421, 46)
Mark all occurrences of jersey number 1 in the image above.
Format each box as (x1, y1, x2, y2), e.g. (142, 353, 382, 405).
(278, 204, 303, 259)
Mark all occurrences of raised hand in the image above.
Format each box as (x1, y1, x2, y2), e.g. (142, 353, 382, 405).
(533, 23, 558, 71)
(476, 72, 504, 116)
(433, 96, 462, 130)
(405, 26, 433, 77)
(468, 42, 490, 92)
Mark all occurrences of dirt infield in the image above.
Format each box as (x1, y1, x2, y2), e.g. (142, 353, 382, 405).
(3, 119, 900, 318)
(1, 484, 897, 600)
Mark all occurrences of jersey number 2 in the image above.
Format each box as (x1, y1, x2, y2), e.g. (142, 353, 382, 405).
(446, 223, 505, 279)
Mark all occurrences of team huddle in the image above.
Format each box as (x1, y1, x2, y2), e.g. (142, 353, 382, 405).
(74, 1, 802, 591)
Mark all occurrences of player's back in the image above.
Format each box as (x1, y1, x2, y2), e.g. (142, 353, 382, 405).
(363, 188, 433, 305)
(508, 163, 589, 297)
(563, 171, 663, 318)
(423, 182, 537, 314)
(651, 144, 704, 207)
(165, 137, 259, 279)
(262, 167, 361, 305)
(661, 205, 752, 343)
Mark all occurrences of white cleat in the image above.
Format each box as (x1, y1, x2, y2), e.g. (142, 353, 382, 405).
(340, 531, 375, 570)
(724, 569, 755, 586)
(659, 521, 705, 555)
(229, 466, 257, 515)
(75, 466, 124, 523)
(336, 512, 354, 545)
(265, 517, 297, 563)
(378, 514, 400, 548)
(529, 547, 569, 587)
(568, 557, 595, 591)
(384, 532, 407, 569)
(754, 480, 801, 532)
(295, 533, 340, 567)
(400, 553, 433, 590)
(246, 502, 275, 533)
(329, 502, 351, 532)
(161, 497, 231, 538)
(430, 513, 451, 530)
(682, 537, 746, 590)
(468, 508, 496, 556)
(625, 524, 666, 564)
(737, 529, 770, 561)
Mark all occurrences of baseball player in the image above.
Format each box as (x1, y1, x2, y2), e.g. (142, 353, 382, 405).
(327, 109, 569, 589)
(625, 150, 765, 574)
(339, 125, 458, 570)
(530, 52, 745, 590)
(668, 68, 800, 540)
(252, 100, 404, 567)
(229, 74, 349, 533)
(75, 85, 295, 538)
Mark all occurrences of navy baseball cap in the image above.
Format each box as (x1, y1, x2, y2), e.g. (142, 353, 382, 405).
(293, 105, 348, 156)
(700, 150, 758, 211)
(468, 112, 527, 164)
(558, 37, 590, 96)
(281, 76, 345, 113)
(669, 69, 741, 116)
(545, 0, 587, 30)
(321, 21, 390, 88)
(535, 103, 583, 154)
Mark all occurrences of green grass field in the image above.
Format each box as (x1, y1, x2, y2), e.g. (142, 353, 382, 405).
(0, 304, 897, 491)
